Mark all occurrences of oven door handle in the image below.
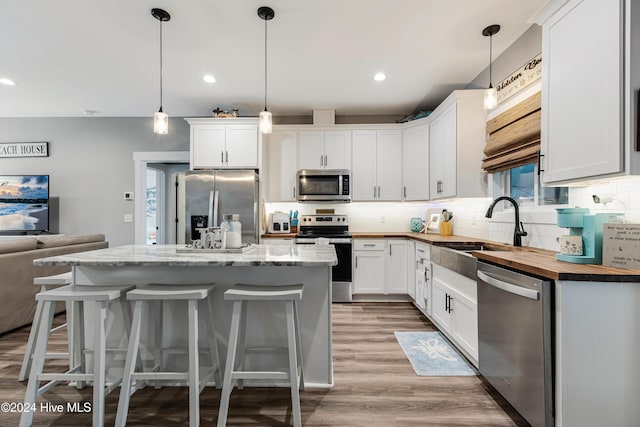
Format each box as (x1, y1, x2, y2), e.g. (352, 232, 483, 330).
(477, 271, 539, 300)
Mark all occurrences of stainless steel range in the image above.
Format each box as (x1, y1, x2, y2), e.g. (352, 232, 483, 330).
(295, 214, 352, 302)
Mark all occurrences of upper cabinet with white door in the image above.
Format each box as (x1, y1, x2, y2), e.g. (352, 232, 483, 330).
(352, 130, 402, 201)
(264, 130, 298, 201)
(428, 90, 487, 199)
(402, 121, 429, 200)
(298, 130, 351, 170)
(532, 0, 640, 184)
(186, 118, 259, 169)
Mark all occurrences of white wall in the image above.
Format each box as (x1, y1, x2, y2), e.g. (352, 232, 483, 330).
(0, 117, 190, 246)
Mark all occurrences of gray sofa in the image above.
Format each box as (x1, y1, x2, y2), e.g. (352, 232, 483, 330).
(0, 234, 108, 335)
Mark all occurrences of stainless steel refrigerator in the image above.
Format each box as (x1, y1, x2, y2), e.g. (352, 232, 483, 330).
(184, 170, 259, 244)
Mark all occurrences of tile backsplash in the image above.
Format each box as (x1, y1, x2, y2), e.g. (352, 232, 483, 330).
(265, 177, 640, 252)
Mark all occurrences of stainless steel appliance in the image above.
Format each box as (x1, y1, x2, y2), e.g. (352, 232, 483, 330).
(477, 261, 553, 427)
(295, 214, 352, 302)
(296, 169, 351, 202)
(184, 170, 259, 244)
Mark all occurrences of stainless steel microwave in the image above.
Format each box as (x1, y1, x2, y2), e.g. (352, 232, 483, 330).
(296, 169, 351, 202)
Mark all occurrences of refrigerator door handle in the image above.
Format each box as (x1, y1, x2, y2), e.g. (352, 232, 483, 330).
(213, 190, 220, 227)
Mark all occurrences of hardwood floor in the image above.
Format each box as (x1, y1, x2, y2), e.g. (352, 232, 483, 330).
(0, 303, 528, 426)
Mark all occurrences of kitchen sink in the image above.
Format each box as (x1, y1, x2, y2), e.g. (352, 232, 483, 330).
(440, 243, 502, 253)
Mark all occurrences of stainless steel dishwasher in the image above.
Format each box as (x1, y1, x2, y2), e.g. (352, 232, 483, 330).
(476, 261, 553, 427)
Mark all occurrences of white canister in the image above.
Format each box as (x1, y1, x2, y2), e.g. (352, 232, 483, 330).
(221, 214, 242, 249)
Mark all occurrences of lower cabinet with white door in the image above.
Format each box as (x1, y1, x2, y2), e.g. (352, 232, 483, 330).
(430, 263, 478, 365)
(353, 239, 408, 296)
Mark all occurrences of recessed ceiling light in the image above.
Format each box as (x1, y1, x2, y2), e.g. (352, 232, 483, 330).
(0, 78, 16, 86)
(203, 74, 216, 83)
(374, 72, 386, 82)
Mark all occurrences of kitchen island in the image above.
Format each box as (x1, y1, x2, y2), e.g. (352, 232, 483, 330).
(33, 244, 338, 387)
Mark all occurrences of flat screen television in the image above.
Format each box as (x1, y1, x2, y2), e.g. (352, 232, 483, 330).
(0, 175, 49, 234)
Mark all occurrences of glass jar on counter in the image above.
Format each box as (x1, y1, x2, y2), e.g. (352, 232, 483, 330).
(221, 214, 242, 249)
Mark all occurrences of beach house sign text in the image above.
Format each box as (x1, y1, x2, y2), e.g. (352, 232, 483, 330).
(0, 142, 49, 158)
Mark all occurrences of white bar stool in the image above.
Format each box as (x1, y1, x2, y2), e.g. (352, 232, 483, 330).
(20, 284, 133, 427)
(217, 284, 304, 427)
(19, 271, 74, 381)
(115, 284, 222, 427)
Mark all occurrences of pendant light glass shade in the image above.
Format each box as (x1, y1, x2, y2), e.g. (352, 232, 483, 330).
(258, 7, 275, 135)
(154, 109, 169, 134)
(152, 8, 170, 134)
(484, 86, 498, 110)
(482, 24, 500, 111)
(259, 110, 272, 134)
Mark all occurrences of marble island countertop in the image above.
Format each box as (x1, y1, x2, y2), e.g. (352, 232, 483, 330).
(33, 244, 337, 268)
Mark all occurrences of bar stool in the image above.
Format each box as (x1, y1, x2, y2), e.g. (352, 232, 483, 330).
(115, 284, 222, 427)
(19, 271, 73, 381)
(20, 284, 133, 427)
(217, 284, 304, 427)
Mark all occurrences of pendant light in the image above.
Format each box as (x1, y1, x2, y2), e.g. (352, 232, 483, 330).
(152, 8, 170, 134)
(258, 6, 275, 134)
(482, 24, 500, 110)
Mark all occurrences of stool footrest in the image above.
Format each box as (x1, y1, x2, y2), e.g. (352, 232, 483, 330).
(49, 323, 68, 334)
(39, 372, 92, 382)
(43, 352, 70, 359)
(132, 372, 189, 382)
(231, 371, 289, 381)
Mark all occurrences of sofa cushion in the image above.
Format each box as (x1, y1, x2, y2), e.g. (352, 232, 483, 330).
(0, 238, 38, 254)
(36, 234, 106, 249)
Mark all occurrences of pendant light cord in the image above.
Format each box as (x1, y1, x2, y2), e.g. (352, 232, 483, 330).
(488, 33, 493, 89)
(159, 19, 164, 110)
(264, 17, 268, 111)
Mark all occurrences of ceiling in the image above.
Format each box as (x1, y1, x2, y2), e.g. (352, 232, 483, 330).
(0, 0, 546, 119)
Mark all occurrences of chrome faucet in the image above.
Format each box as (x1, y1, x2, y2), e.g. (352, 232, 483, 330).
(485, 196, 528, 246)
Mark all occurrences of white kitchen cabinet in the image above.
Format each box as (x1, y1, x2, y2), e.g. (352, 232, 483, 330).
(386, 240, 408, 294)
(406, 240, 416, 299)
(186, 118, 259, 169)
(532, 0, 640, 184)
(430, 263, 478, 363)
(352, 130, 402, 201)
(428, 90, 487, 200)
(298, 131, 351, 170)
(353, 239, 409, 295)
(353, 240, 386, 294)
(402, 122, 429, 200)
(265, 130, 297, 201)
(414, 242, 431, 314)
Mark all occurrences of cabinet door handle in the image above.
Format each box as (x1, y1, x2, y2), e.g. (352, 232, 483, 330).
(538, 152, 545, 176)
(389, 245, 392, 256)
(355, 256, 358, 268)
(404, 186, 407, 198)
(293, 187, 296, 198)
(320, 155, 324, 167)
(448, 295, 453, 313)
(221, 151, 224, 163)
(324, 154, 328, 167)
(445, 293, 449, 312)
(363, 243, 376, 247)
(225, 150, 229, 164)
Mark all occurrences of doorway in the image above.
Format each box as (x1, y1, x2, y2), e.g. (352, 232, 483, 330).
(133, 151, 189, 245)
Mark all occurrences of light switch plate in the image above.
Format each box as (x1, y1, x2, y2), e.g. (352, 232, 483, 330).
(124, 214, 133, 223)
(124, 191, 134, 201)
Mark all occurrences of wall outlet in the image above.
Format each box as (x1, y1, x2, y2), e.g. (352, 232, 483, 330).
(124, 191, 134, 201)
(124, 214, 133, 223)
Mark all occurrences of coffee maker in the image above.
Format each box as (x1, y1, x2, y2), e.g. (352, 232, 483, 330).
(556, 208, 623, 264)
